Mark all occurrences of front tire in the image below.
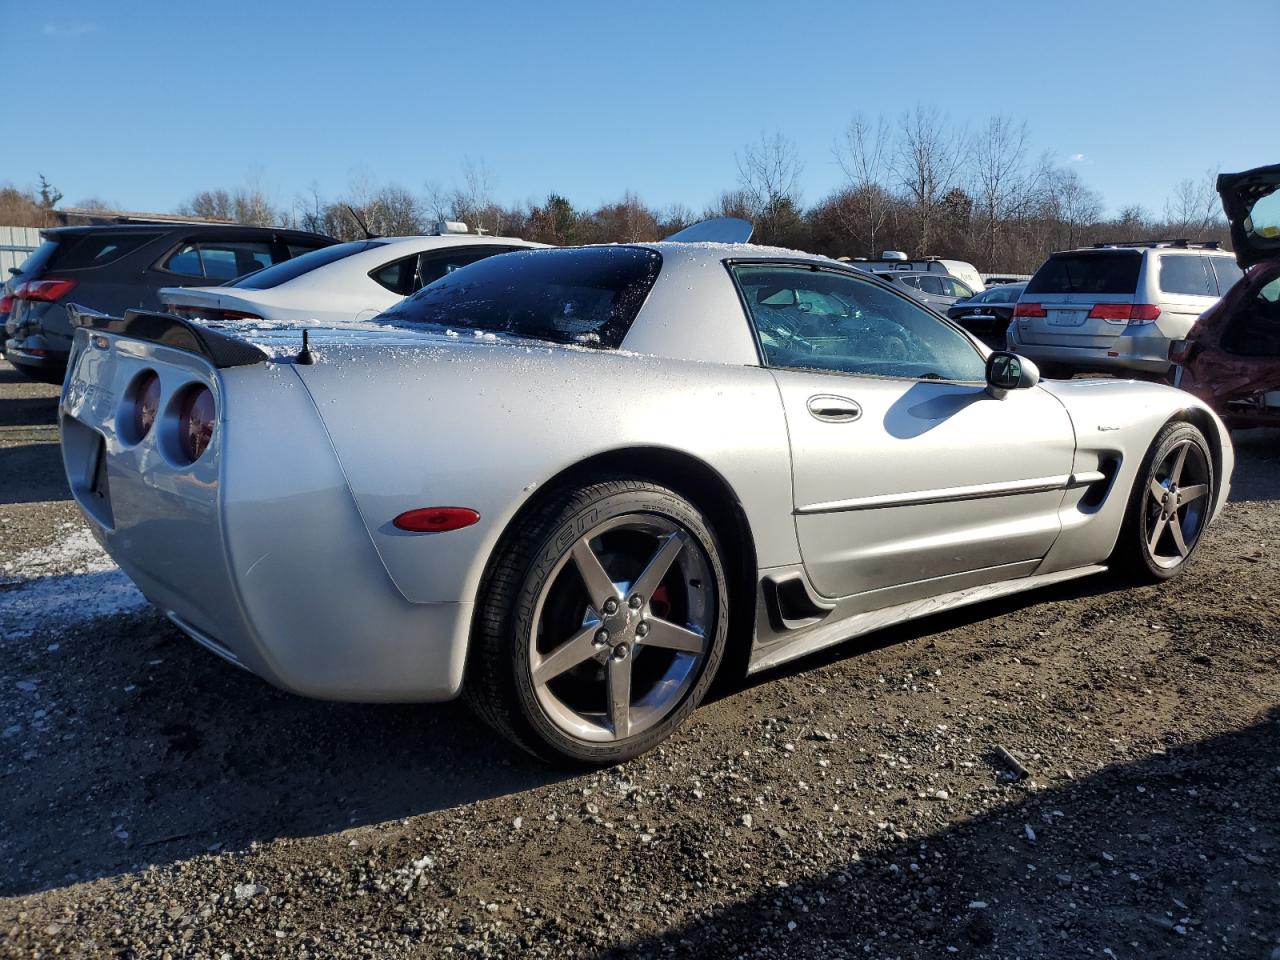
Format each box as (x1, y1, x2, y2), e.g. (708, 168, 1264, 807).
(1111, 421, 1215, 582)
(466, 479, 729, 765)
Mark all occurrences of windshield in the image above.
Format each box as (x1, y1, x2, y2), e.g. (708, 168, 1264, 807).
(233, 240, 386, 289)
(379, 246, 663, 348)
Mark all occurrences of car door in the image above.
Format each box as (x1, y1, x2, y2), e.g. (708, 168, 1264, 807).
(730, 262, 1077, 608)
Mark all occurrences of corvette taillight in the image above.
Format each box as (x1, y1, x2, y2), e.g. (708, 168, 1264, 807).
(131, 371, 161, 440)
(166, 304, 262, 323)
(15, 278, 77, 302)
(177, 385, 215, 462)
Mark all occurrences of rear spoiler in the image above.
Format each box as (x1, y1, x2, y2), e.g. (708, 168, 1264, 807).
(67, 304, 270, 368)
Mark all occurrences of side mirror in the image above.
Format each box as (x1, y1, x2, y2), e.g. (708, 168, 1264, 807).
(986, 351, 1040, 399)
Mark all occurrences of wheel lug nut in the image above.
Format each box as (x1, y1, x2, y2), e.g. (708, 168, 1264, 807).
(595, 629, 610, 645)
(636, 622, 649, 638)
(602, 598, 619, 615)
(612, 643, 629, 660)
(628, 595, 643, 609)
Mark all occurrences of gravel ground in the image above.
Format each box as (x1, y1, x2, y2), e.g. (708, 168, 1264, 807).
(1, 356, 1277, 959)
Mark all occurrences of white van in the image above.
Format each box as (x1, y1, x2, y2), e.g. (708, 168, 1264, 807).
(851, 252, 986, 293)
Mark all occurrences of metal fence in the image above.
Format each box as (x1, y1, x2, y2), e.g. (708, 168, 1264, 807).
(0, 225, 43, 277)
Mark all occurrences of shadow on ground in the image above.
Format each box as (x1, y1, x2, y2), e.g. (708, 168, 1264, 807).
(0, 442, 68, 504)
(0, 606, 566, 896)
(601, 709, 1280, 958)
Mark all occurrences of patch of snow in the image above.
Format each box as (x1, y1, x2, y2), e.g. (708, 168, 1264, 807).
(0, 527, 147, 639)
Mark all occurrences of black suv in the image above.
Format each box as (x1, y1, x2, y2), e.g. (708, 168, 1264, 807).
(2, 223, 334, 382)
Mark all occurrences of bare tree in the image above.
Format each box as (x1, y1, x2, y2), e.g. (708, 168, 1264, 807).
(970, 116, 1047, 265)
(1047, 168, 1103, 249)
(655, 202, 695, 237)
(894, 106, 969, 254)
(1163, 168, 1222, 239)
(736, 131, 804, 243)
(833, 114, 894, 257)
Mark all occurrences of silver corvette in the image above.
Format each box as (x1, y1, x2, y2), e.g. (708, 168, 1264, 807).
(59, 239, 1233, 763)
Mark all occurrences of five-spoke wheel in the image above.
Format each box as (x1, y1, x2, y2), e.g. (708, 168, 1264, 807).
(467, 479, 729, 764)
(1113, 421, 1215, 581)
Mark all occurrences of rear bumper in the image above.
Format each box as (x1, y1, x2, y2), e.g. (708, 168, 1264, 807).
(3, 337, 70, 382)
(59, 338, 473, 703)
(1009, 325, 1171, 374)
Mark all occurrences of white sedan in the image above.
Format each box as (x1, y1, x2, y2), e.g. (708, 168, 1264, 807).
(159, 233, 545, 325)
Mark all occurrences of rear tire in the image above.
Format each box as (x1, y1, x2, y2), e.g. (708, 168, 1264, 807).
(1110, 421, 1215, 582)
(465, 478, 729, 765)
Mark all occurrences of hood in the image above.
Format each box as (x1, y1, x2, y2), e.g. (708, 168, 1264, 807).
(1217, 163, 1280, 269)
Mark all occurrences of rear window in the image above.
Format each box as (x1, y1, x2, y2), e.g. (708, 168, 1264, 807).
(44, 232, 162, 271)
(1025, 253, 1141, 295)
(1209, 256, 1244, 294)
(379, 246, 663, 348)
(1158, 255, 1215, 296)
(234, 240, 387, 289)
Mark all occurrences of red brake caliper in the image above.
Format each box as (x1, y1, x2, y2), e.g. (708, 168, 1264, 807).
(649, 583, 671, 620)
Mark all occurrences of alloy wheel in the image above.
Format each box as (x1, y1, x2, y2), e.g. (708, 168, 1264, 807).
(1143, 438, 1211, 569)
(528, 513, 716, 743)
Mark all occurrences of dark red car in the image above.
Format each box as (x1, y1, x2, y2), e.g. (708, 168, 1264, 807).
(1174, 164, 1280, 428)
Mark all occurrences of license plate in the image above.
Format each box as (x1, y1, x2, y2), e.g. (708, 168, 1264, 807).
(1048, 311, 1086, 326)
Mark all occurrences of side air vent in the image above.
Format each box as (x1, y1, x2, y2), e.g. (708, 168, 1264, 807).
(762, 573, 836, 631)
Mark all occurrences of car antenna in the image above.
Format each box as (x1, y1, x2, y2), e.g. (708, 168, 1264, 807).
(297, 328, 315, 365)
(345, 205, 379, 240)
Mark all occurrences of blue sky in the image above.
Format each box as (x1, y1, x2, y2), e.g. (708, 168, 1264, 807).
(4, 0, 1276, 218)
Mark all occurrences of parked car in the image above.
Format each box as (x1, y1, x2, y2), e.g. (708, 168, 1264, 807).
(874, 269, 975, 313)
(3, 223, 335, 382)
(853, 254, 986, 293)
(159, 234, 544, 326)
(1007, 241, 1243, 378)
(946, 281, 1026, 346)
(1174, 163, 1280, 428)
(58, 237, 1233, 764)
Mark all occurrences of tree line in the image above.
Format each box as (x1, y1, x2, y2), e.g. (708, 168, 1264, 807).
(6, 109, 1231, 274)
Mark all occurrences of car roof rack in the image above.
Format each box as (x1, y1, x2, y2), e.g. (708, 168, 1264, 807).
(1089, 239, 1222, 250)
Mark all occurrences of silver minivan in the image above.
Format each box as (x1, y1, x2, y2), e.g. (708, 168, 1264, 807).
(1007, 242, 1243, 376)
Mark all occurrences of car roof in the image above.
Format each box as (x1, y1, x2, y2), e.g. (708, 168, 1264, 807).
(42, 223, 334, 242)
(1059, 242, 1233, 257)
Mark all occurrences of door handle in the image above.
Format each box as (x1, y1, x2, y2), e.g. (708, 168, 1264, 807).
(807, 394, 862, 422)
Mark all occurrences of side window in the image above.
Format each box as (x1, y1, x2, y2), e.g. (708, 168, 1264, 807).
(415, 246, 515, 291)
(896, 275, 920, 289)
(1209, 256, 1244, 294)
(941, 278, 973, 299)
(917, 275, 946, 296)
(161, 240, 273, 279)
(1158, 255, 1214, 296)
(164, 243, 203, 276)
(370, 255, 418, 295)
(732, 265, 987, 382)
(197, 241, 273, 280)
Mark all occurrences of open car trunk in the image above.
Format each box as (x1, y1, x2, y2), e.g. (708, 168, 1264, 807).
(1218, 164, 1280, 269)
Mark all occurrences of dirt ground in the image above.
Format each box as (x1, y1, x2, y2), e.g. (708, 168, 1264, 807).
(0, 356, 1277, 959)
